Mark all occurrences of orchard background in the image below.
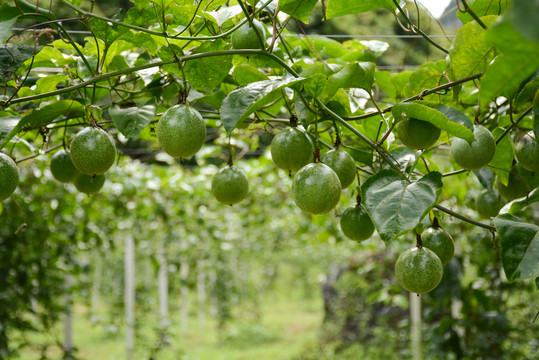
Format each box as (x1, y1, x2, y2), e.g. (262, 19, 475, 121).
(0, 0, 538, 359)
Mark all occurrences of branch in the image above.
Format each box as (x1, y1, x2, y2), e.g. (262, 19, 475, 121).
(459, 0, 488, 30)
(495, 107, 533, 144)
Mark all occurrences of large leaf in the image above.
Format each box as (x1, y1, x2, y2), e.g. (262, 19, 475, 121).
(488, 128, 514, 185)
(109, 105, 156, 138)
(361, 170, 443, 245)
(220, 77, 307, 135)
(322, 62, 375, 101)
(392, 103, 475, 142)
(0, 4, 19, 44)
(510, 0, 539, 42)
(492, 214, 539, 281)
(479, 17, 539, 106)
(325, 0, 395, 19)
(88, 13, 128, 45)
(233, 64, 269, 86)
(0, 100, 85, 149)
(0, 116, 21, 146)
(403, 67, 446, 99)
(0, 44, 36, 84)
(278, 0, 319, 23)
(457, 0, 512, 24)
(500, 188, 539, 215)
(184, 40, 233, 91)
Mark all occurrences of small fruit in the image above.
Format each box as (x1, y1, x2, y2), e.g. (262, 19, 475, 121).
(475, 189, 503, 218)
(157, 104, 206, 158)
(70, 127, 116, 175)
(0, 152, 19, 201)
(50, 149, 80, 183)
(451, 125, 496, 170)
(397, 118, 441, 150)
(231, 19, 266, 50)
(421, 221, 455, 266)
(515, 132, 539, 172)
(321, 149, 356, 189)
(497, 168, 530, 200)
(340, 203, 375, 241)
(212, 165, 249, 205)
(74, 174, 105, 195)
(292, 162, 341, 214)
(271, 128, 314, 173)
(164, 14, 174, 25)
(395, 246, 443, 294)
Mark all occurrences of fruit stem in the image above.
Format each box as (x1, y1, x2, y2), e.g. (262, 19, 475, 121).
(416, 233, 423, 248)
(356, 194, 361, 205)
(289, 115, 298, 128)
(313, 147, 320, 163)
(179, 90, 188, 105)
(334, 134, 341, 149)
(432, 217, 440, 228)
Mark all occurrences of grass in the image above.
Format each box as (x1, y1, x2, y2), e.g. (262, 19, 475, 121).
(16, 286, 323, 360)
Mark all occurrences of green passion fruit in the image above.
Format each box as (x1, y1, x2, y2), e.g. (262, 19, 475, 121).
(395, 246, 443, 294)
(340, 203, 375, 241)
(515, 132, 539, 172)
(50, 149, 80, 183)
(0, 152, 19, 201)
(231, 19, 266, 50)
(270, 128, 314, 173)
(70, 127, 116, 175)
(292, 163, 341, 215)
(397, 117, 441, 150)
(211, 165, 249, 205)
(496, 168, 530, 200)
(421, 223, 455, 266)
(451, 125, 496, 170)
(74, 174, 106, 195)
(475, 189, 504, 218)
(157, 104, 206, 159)
(321, 149, 356, 189)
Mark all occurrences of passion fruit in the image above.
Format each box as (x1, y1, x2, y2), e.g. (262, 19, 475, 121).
(270, 128, 314, 173)
(395, 246, 443, 294)
(70, 127, 116, 175)
(496, 168, 530, 200)
(231, 19, 266, 50)
(292, 163, 341, 214)
(475, 189, 504, 218)
(74, 173, 106, 195)
(515, 132, 539, 172)
(50, 149, 80, 183)
(340, 203, 375, 241)
(0, 152, 19, 201)
(421, 221, 455, 266)
(451, 125, 496, 170)
(321, 149, 356, 189)
(211, 165, 249, 205)
(397, 117, 441, 150)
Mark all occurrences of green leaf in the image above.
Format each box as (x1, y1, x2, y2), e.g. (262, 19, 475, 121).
(0, 44, 35, 84)
(34, 75, 69, 95)
(221, 77, 307, 135)
(479, 17, 539, 106)
(0, 116, 21, 146)
(403, 67, 445, 99)
(325, 0, 395, 19)
(304, 73, 326, 98)
(515, 77, 539, 110)
(489, 128, 514, 185)
(184, 40, 233, 91)
(492, 214, 539, 281)
(457, 0, 512, 24)
(109, 105, 156, 138)
(500, 188, 539, 215)
(510, 0, 539, 42)
(361, 170, 443, 245)
(449, 15, 497, 80)
(323, 62, 375, 101)
(89, 13, 128, 45)
(0, 4, 19, 44)
(233, 64, 269, 86)
(0, 100, 85, 149)
(278, 0, 319, 23)
(392, 103, 475, 142)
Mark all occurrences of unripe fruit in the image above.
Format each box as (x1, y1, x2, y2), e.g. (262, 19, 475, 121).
(231, 19, 266, 50)
(74, 174, 105, 195)
(475, 189, 503, 218)
(421, 224, 455, 266)
(211, 165, 249, 205)
(0, 152, 19, 201)
(70, 127, 116, 175)
(451, 125, 496, 170)
(515, 132, 539, 172)
(397, 118, 441, 150)
(395, 246, 443, 294)
(270, 128, 313, 172)
(497, 169, 530, 200)
(292, 163, 341, 214)
(157, 104, 206, 159)
(164, 14, 174, 25)
(321, 149, 356, 189)
(50, 149, 80, 183)
(340, 203, 375, 241)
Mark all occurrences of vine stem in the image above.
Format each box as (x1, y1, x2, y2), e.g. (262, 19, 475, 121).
(495, 107, 533, 144)
(459, 0, 488, 30)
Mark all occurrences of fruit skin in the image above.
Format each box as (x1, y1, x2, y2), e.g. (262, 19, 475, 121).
(211, 165, 249, 205)
(270, 128, 314, 172)
(340, 203, 375, 241)
(74, 174, 105, 195)
(421, 226, 455, 266)
(321, 149, 356, 189)
(451, 125, 496, 170)
(515, 132, 539, 172)
(292, 162, 342, 214)
(397, 117, 441, 150)
(496, 168, 530, 200)
(157, 104, 206, 159)
(0, 152, 19, 201)
(395, 246, 443, 294)
(50, 149, 80, 183)
(231, 19, 266, 50)
(70, 127, 116, 175)
(475, 189, 503, 218)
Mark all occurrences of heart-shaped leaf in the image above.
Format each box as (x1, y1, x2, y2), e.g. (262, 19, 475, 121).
(109, 105, 156, 138)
